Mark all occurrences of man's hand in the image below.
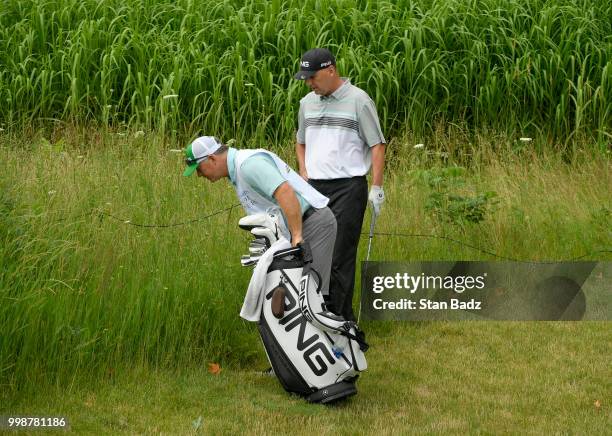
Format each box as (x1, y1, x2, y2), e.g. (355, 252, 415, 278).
(297, 240, 313, 264)
(296, 142, 308, 180)
(368, 185, 385, 216)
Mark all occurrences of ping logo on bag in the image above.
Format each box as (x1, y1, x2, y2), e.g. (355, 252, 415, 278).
(266, 284, 335, 375)
(299, 275, 314, 323)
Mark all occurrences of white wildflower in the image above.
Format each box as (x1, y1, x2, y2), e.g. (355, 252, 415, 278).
(414, 143, 425, 149)
(519, 137, 532, 142)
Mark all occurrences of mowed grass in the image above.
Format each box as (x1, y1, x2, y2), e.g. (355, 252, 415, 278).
(1, 322, 610, 434)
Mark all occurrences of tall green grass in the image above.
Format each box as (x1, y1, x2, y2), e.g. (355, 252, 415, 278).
(0, 131, 257, 395)
(1, 129, 610, 394)
(0, 0, 610, 145)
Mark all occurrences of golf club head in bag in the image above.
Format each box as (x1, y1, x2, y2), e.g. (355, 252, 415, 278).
(238, 212, 282, 265)
(238, 211, 282, 247)
(239, 215, 368, 403)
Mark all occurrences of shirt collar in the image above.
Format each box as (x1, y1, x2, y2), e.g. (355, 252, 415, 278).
(321, 77, 351, 101)
(227, 147, 237, 185)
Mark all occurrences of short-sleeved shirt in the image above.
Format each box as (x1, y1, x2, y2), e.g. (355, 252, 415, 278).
(227, 148, 311, 214)
(296, 79, 385, 180)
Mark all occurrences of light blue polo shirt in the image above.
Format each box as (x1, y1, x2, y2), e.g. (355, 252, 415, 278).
(227, 148, 311, 214)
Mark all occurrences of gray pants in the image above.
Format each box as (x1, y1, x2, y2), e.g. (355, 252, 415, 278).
(302, 207, 337, 297)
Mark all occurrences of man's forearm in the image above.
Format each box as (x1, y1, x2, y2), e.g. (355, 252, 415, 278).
(274, 182, 303, 245)
(371, 143, 386, 186)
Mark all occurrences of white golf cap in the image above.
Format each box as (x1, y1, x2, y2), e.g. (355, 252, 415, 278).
(183, 136, 223, 176)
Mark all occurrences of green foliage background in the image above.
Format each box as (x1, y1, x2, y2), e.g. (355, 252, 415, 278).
(1, 0, 611, 144)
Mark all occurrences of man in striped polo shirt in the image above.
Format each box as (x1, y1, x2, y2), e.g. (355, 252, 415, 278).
(294, 48, 386, 321)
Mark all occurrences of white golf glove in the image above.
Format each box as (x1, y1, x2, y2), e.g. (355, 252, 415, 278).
(368, 185, 385, 217)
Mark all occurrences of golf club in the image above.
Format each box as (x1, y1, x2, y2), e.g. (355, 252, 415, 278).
(358, 207, 377, 323)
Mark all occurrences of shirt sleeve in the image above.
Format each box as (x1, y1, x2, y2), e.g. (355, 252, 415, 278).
(358, 98, 386, 147)
(240, 154, 286, 199)
(296, 103, 306, 144)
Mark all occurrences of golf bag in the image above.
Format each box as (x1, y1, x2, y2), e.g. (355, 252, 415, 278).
(239, 213, 369, 403)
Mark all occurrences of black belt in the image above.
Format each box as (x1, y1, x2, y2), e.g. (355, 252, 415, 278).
(302, 207, 316, 222)
(308, 175, 366, 184)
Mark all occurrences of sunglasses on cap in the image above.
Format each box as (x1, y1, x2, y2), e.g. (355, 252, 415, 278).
(185, 155, 209, 166)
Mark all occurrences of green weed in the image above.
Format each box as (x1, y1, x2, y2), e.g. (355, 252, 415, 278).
(0, 0, 610, 145)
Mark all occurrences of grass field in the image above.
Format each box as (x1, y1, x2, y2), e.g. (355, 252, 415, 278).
(1, 0, 611, 431)
(2, 322, 610, 434)
(1, 129, 610, 407)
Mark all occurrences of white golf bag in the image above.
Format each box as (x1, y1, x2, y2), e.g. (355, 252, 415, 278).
(239, 213, 369, 403)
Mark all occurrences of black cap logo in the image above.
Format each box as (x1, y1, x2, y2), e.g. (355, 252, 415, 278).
(295, 48, 336, 80)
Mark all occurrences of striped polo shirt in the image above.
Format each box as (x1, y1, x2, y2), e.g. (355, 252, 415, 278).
(297, 78, 385, 180)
